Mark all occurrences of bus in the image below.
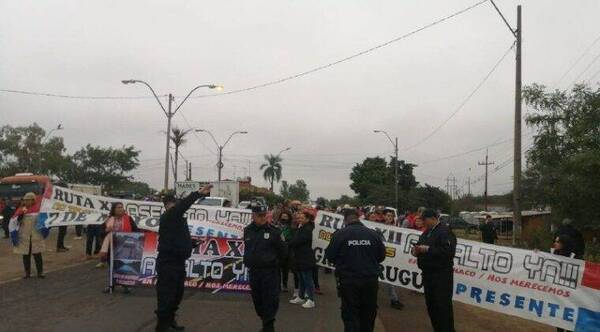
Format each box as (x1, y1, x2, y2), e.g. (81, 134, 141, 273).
(0, 173, 53, 212)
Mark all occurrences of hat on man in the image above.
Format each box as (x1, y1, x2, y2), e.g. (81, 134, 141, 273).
(420, 208, 439, 220)
(23, 192, 36, 201)
(250, 203, 267, 214)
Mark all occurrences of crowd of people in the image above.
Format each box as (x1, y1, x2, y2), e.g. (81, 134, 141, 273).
(1, 191, 589, 332)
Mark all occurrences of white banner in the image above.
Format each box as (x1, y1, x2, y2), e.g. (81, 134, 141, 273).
(313, 211, 600, 331)
(40, 186, 250, 238)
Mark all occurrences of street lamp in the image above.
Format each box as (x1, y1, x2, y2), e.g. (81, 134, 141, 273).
(122, 80, 223, 190)
(39, 124, 64, 173)
(277, 147, 291, 157)
(374, 130, 399, 213)
(196, 129, 248, 181)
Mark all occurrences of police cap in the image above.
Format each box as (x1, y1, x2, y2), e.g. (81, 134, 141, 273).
(249, 202, 267, 214)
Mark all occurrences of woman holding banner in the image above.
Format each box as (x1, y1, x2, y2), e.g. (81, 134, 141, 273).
(99, 202, 138, 293)
(11, 192, 47, 279)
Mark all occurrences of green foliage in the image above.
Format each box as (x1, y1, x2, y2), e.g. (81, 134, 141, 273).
(111, 180, 157, 197)
(522, 83, 600, 229)
(315, 197, 328, 208)
(240, 188, 284, 208)
(260, 154, 283, 191)
(525, 227, 554, 252)
(0, 123, 70, 177)
(408, 184, 451, 213)
(329, 195, 360, 209)
(280, 179, 310, 202)
(170, 126, 190, 183)
(63, 144, 140, 190)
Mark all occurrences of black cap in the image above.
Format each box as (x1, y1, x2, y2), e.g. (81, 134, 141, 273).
(421, 208, 439, 220)
(250, 203, 267, 214)
(342, 208, 359, 218)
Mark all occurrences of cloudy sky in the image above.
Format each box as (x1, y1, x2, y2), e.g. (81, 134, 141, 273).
(1, 0, 599, 199)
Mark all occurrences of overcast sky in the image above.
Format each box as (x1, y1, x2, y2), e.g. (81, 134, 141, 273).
(1, 0, 599, 199)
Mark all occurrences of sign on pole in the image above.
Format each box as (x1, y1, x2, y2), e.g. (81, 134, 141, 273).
(175, 181, 201, 198)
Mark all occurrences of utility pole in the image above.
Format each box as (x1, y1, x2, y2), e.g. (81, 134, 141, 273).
(394, 137, 399, 213)
(445, 174, 456, 200)
(164, 93, 173, 190)
(217, 146, 224, 182)
(513, 5, 523, 244)
(489, 0, 522, 246)
(478, 149, 495, 211)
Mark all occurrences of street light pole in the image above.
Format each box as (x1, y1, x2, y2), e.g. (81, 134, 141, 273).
(374, 130, 399, 213)
(39, 124, 63, 174)
(196, 129, 248, 182)
(122, 80, 223, 190)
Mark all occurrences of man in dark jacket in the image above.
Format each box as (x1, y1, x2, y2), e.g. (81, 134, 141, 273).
(554, 218, 585, 259)
(412, 208, 457, 332)
(155, 185, 212, 332)
(1, 198, 15, 238)
(479, 215, 497, 244)
(325, 208, 386, 332)
(243, 203, 287, 332)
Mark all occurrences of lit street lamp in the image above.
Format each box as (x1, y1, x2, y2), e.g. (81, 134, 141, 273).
(121, 80, 223, 190)
(374, 130, 399, 213)
(196, 129, 248, 182)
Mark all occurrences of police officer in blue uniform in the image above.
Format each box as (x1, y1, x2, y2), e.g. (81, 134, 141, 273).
(412, 208, 457, 332)
(325, 208, 386, 332)
(243, 203, 287, 332)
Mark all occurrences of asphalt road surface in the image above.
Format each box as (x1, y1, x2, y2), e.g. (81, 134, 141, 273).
(0, 229, 553, 332)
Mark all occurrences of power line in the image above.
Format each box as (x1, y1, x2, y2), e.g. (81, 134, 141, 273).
(569, 50, 600, 87)
(186, 0, 490, 99)
(0, 88, 167, 100)
(0, 1, 488, 102)
(401, 41, 515, 152)
(554, 33, 600, 87)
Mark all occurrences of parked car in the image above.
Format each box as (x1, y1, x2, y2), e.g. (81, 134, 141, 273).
(197, 196, 231, 207)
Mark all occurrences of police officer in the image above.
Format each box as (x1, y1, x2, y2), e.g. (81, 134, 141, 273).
(243, 202, 287, 332)
(325, 208, 386, 332)
(412, 208, 457, 332)
(155, 184, 212, 332)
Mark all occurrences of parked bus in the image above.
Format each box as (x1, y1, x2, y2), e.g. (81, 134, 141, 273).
(0, 173, 53, 213)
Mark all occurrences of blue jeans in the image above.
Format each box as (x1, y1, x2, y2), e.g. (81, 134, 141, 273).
(298, 270, 315, 301)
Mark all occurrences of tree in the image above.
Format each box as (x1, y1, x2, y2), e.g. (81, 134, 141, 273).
(315, 197, 329, 208)
(521, 83, 600, 228)
(63, 144, 140, 190)
(280, 179, 310, 202)
(349, 156, 417, 207)
(239, 188, 284, 208)
(0, 123, 70, 177)
(408, 185, 451, 213)
(170, 127, 191, 184)
(260, 154, 283, 191)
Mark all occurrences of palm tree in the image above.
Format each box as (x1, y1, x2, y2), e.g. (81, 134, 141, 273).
(170, 127, 191, 184)
(260, 154, 283, 192)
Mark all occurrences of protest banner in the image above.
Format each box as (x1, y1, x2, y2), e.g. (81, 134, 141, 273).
(313, 211, 600, 331)
(40, 185, 250, 238)
(110, 232, 250, 293)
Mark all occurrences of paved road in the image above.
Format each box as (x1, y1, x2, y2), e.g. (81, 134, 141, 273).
(0, 260, 553, 332)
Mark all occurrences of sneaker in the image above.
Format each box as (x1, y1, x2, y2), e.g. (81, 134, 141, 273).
(170, 320, 185, 331)
(95, 262, 106, 269)
(289, 296, 305, 304)
(301, 299, 316, 308)
(73, 236, 83, 240)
